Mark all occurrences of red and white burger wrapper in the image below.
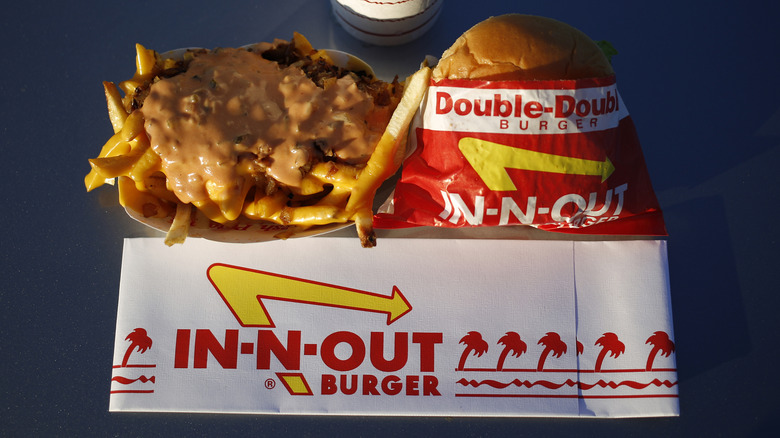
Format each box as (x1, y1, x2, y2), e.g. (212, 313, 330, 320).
(375, 76, 667, 235)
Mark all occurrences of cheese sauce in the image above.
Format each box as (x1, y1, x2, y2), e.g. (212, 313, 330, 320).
(141, 48, 381, 205)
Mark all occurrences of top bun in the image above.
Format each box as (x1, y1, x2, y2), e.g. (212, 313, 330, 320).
(432, 14, 614, 81)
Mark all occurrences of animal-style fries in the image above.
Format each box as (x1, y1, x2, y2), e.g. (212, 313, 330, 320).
(85, 34, 430, 246)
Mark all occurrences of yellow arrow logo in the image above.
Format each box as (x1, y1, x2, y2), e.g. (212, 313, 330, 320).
(458, 137, 615, 191)
(207, 263, 412, 327)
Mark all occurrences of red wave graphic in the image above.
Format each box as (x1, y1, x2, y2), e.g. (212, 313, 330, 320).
(580, 379, 677, 390)
(111, 375, 156, 385)
(456, 378, 677, 390)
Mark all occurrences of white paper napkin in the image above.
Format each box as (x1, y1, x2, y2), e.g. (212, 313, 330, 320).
(109, 237, 677, 417)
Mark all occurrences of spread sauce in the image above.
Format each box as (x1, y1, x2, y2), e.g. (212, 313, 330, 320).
(140, 47, 383, 211)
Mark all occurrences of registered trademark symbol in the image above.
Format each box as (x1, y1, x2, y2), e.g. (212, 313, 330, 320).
(264, 378, 276, 389)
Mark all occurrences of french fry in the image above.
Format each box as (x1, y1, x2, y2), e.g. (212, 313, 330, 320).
(345, 66, 432, 246)
(103, 81, 128, 134)
(129, 144, 162, 191)
(88, 136, 150, 179)
(84, 110, 143, 191)
(347, 66, 431, 213)
(141, 172, 180, 204)
(352, 209, 376, 248)
(192, 198, 231, 224)
(280, 205, 350, 226)
(84, 133, 132, 191)
(243, 191, 287, 221)
(308, 161, 360, 188)
(292, 32, 314, 55)
(118, 79, 143, 98)
(119, 111, 145, 141)
(205, 177, 253, 222)
(117, 176, 174, 219)
(296, 173, 328, 196)
(165, 203, 191, 246)
(134, 43, 159, 78)
(316, 187, 351, 207)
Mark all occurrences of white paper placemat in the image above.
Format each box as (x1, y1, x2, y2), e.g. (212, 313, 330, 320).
(109, 237, 677, 417)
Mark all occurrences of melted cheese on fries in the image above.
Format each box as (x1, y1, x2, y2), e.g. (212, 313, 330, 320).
(85, 33, 430, 246)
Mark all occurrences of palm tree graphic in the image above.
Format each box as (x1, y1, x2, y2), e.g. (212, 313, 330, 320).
(496, 332, 527, 371)
(536, 332, 567, 371)
(645, 331, 675, 370)
(122, 328, 153, 367)
(594, 332, 625, 372)
(457, 331, 489, 371)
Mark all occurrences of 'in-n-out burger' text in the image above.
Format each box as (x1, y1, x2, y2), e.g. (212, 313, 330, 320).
(173, 329, 443, 396)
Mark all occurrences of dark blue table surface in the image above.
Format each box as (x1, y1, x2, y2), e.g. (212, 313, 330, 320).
(2, 0, 779, 435)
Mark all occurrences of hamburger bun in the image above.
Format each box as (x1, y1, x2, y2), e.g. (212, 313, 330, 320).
(432, 14, 613, 81)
